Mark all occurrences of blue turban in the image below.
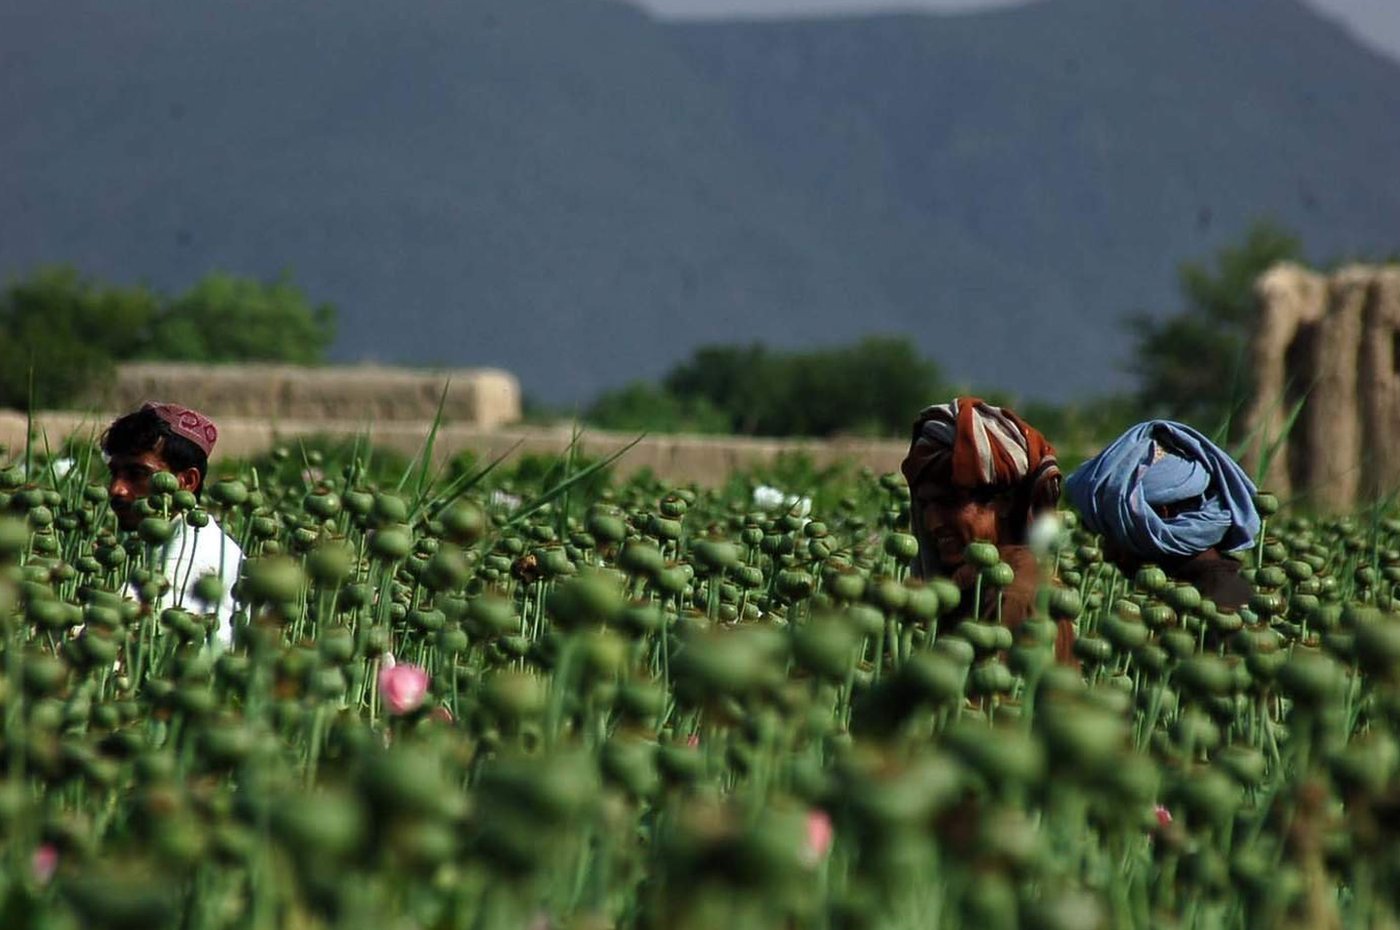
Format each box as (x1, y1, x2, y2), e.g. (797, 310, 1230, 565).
(1065, 421, 1260, 561)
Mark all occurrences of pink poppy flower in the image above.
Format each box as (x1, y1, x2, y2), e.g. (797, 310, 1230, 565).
(379, 661, 430, 715)
(1154, 805, 1173, 827)
(32, 844, 58, 885)
(803, 809, 834, 865)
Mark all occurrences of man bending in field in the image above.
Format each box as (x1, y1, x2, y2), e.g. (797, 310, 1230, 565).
(1065, 420, 1258, 612)
(103, 402, 244, 647)
(901, 396, 1075, 664)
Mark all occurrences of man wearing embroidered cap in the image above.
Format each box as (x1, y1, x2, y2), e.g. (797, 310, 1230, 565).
(102, 402, 244, 647)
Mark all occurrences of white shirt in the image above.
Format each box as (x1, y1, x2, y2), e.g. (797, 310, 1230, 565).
(151, 516, 245, 647)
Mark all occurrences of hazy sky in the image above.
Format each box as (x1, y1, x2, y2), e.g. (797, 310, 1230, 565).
(631, 0, 1400, 63)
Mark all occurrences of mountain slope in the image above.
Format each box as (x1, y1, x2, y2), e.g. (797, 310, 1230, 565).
(2, 0, 1399, 404)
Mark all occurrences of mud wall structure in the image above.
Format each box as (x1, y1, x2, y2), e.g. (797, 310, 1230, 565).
(0, 412, 906, 486)
(91, 363, 523, 429)
(1244, 262, 1400, 511)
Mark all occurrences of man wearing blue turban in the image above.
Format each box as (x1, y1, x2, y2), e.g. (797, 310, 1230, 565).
(1065, 421, 1260, 610)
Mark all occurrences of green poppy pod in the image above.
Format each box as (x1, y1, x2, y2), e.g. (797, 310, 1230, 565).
(1283, 559, 1313, 583)
(1216, 744, 1268, 787)
(619, 602, 664, 636)
(437, 499, 487, 545)
(1277, 650, 1347, 707)
(1176, 655, 1233, 697)
(601, 737, 660, 799)
(27, 505, 54, 528)
(884, 533, 919, 561)
(302, 489, 341, 520)
(1073, 636, 1114, 664)
(1101, 616, 1149, 651)
(652, 565, 689, 598)
(1163, 583, 1202, 614)
(1356, 565, 1380, 588)
(363, 747, 460, 821)
(1037, 700, 1126, 779)
(659, 494, 687, 518)
(1048, 586, 1082, 620)
(902, 584, 940, 622)
(1246, 648, 1288, 682)
(826, 568, 866, 602)
(1253, 492, 1280, 517)
(466, 594, 517, 637)
(372, 493, 409, 525)
(1076, 544, 1103, 564)
(79, 629, 120, 667)
(306, 541, 355, 585)
(369, 526, 413, 561)
(310, 625, 353, 665)
(869, 577, 908, 613)
(649, 515, 683, 541)
(167, 489, 197, 513)
(619, 540, 665, 577)
(673, 626, 786, 698)
(248, 515, 279, 541)
(422, 545, 471, 592)
(936, 636, 977, 668)
(1202, 611, 1241, 638)
(969, 661, 1016, 695)
(437, 625, 469, 655)
(983, 561, 1015, 589)
(405, 607, 444, 632)
(136, 517, 175, 546)
(1329, 733, 1400, 795)
(776, 570, 815, 601)
(965, 542, 1000, 568)
(903, 652, 966, 705)
(1160, 628, 1196, 661)
(1142, 604, 1178, 630)
(580, 629, 627, 679)
(794, 613, 862, 681)
(848, 604, 886, 637)
(476, 749, 598, 827)
(1107, 597, 1140, 622)
(956, 621, 1013, 654)
(548, 571, 624, 629)
(340, 489, 374, 519)
(481, 671, 548, 721)
(1123, 644, 1161, 678)
(243, 556, 306, 604)
(846, 752, 965, 828)
(28, 596, 75, 632)
(618, 680, 667, 721)
(1173, 766, 1241, 826)
(693, 538, 742, 572)
(145, 470, 179, 496)
(1355, 617, 1400, 676)
(1135, 565, 1168, 593)
(656, 742, 704, 785)
(930, 577, 962, 613)
(273, 789, 367, 860)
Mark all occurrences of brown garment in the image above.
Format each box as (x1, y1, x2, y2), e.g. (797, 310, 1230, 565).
(1162, 548, 1253, 612)
(944, 545, 1076, 665)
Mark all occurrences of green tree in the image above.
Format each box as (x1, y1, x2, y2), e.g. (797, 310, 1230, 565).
(149, 272, 335, 364)
(585, 382, 730, 434)
(0, 267, 160, 409)
(1128, 220, 1302, 432)
(644, 336, 943, 437)
(0, 266, 337, 410)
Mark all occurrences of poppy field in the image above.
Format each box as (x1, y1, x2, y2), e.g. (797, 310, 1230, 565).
(1, 442, 1399, 930)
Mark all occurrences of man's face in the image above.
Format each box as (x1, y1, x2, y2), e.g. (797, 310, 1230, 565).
(107, 450, 171, 530)
(917, 482, 1013, 567)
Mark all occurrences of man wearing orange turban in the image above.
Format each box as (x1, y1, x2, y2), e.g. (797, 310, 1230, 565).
(901, 397, 1072, 662)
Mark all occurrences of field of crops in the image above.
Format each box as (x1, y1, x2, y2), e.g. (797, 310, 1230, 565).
(2, 440, 1399, 930)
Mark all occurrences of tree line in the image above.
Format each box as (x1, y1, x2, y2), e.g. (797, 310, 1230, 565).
(3, 221, 1307, 441)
